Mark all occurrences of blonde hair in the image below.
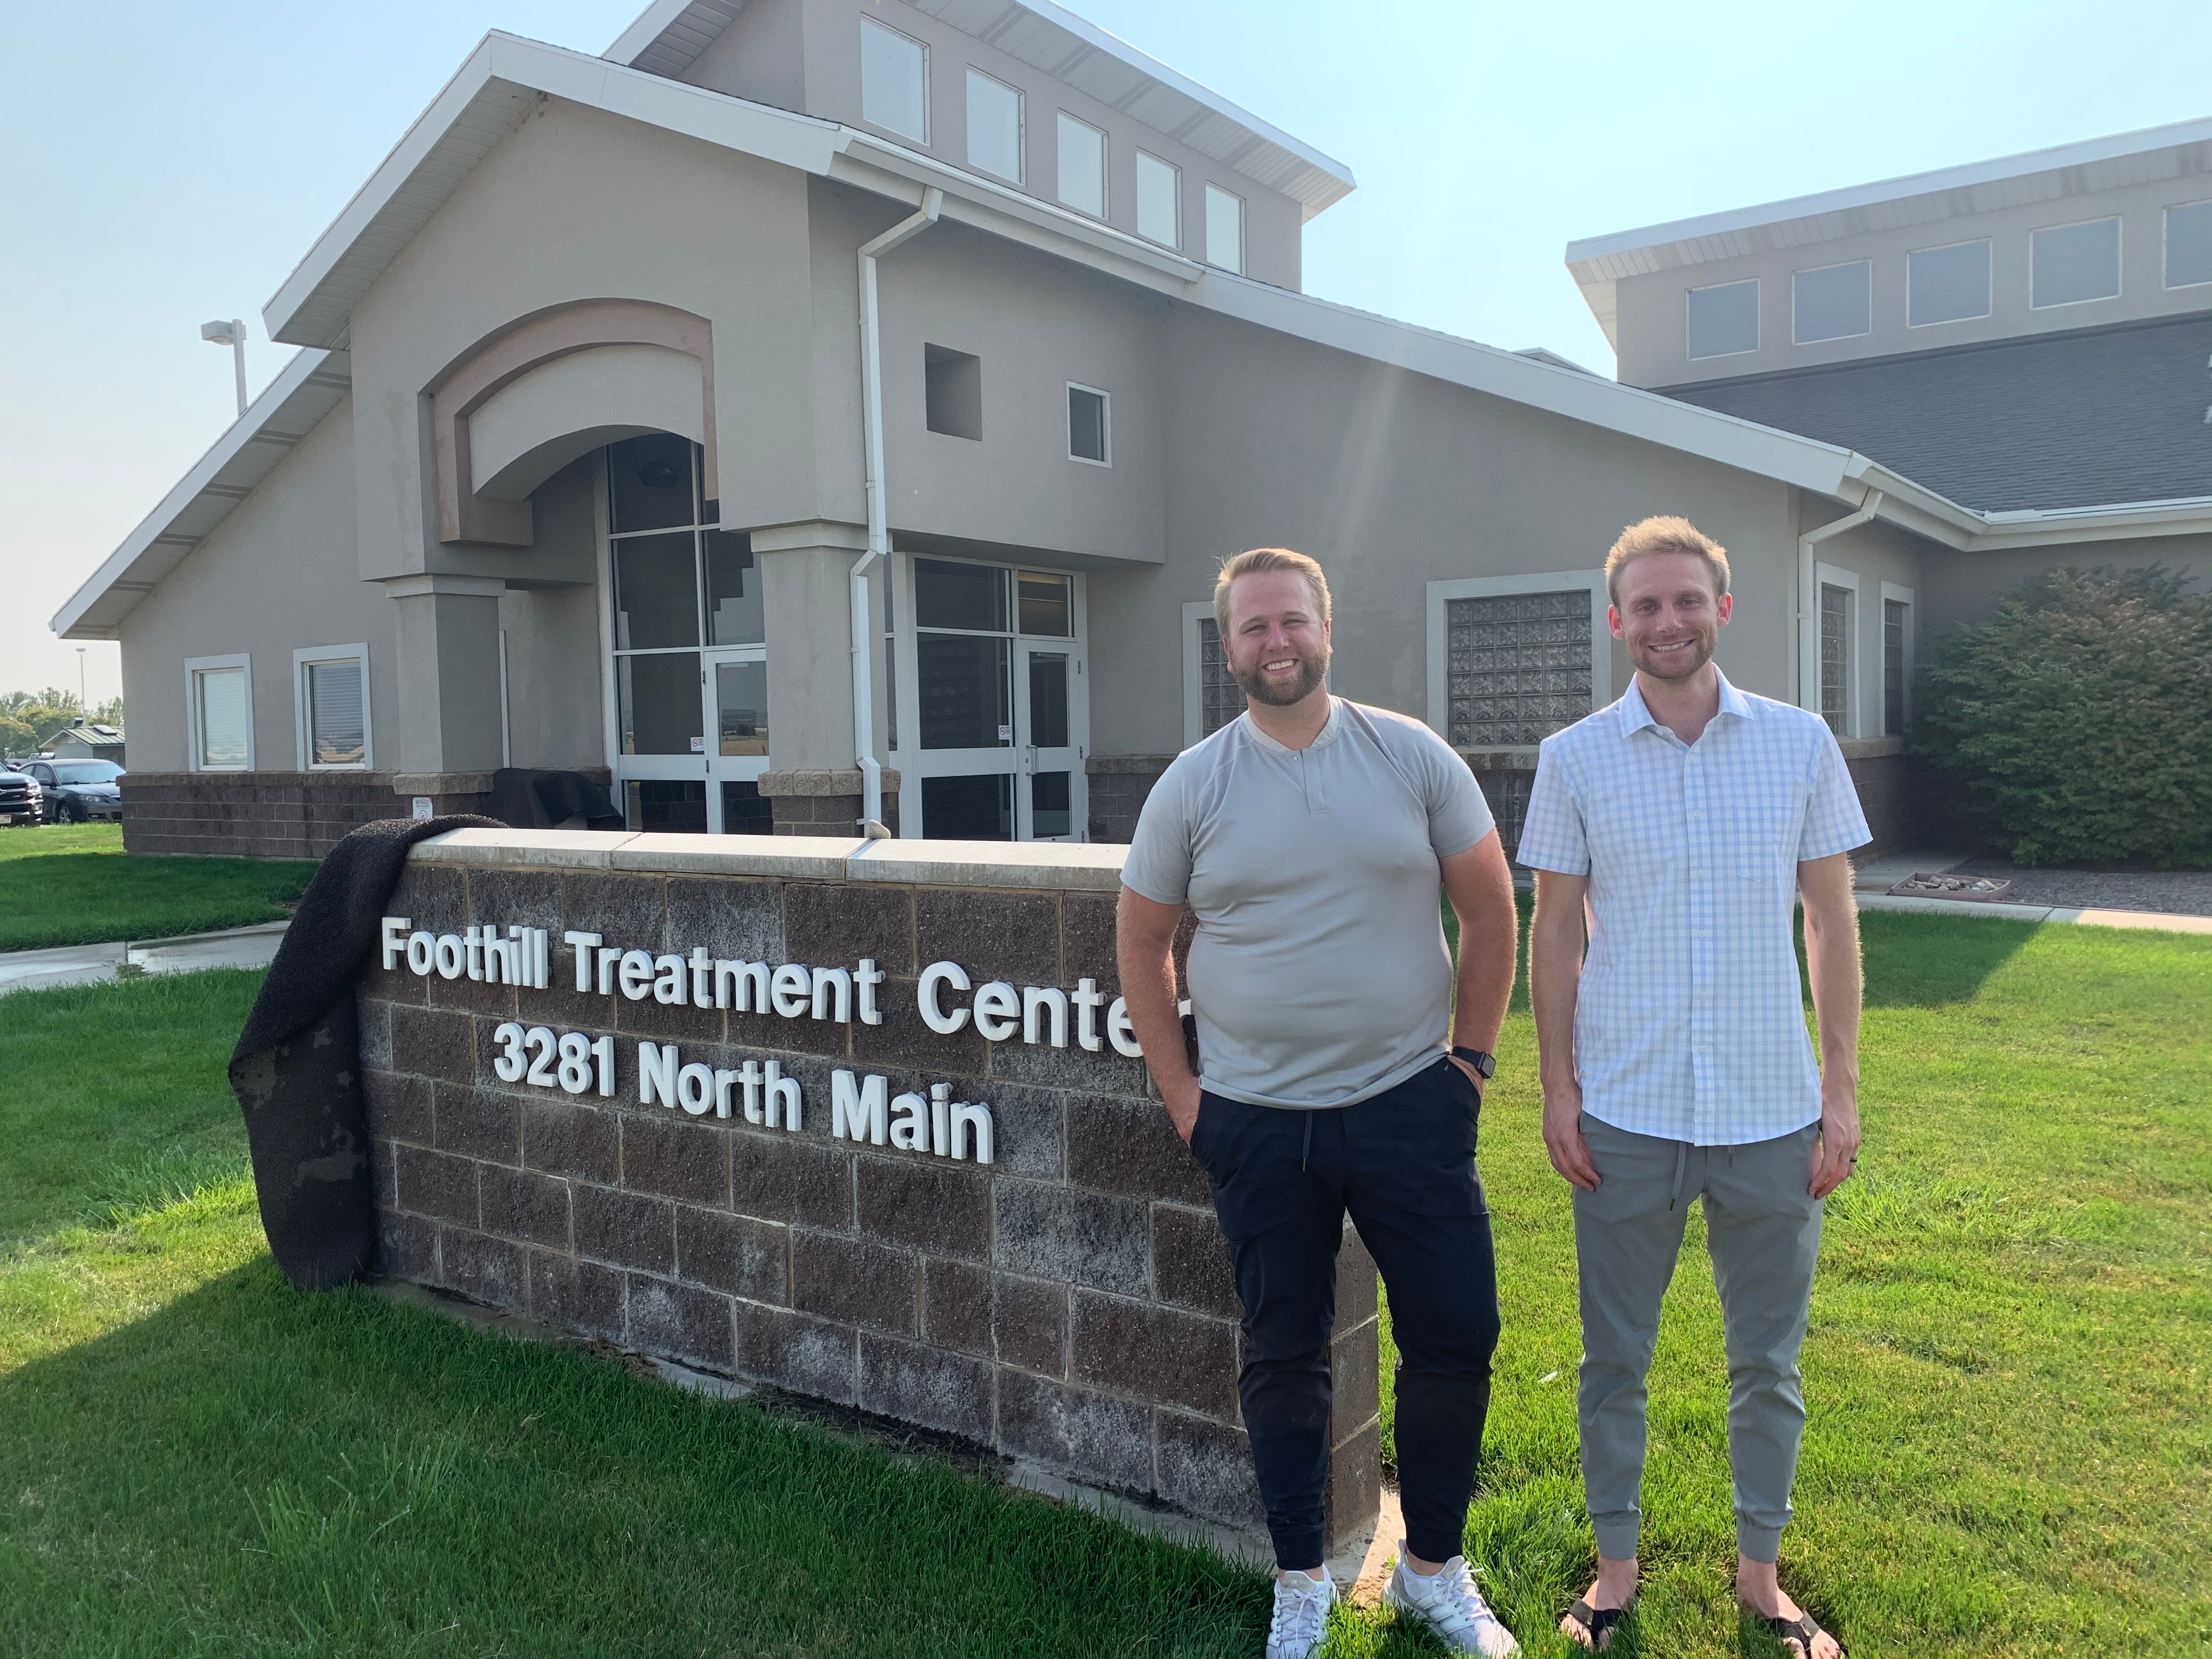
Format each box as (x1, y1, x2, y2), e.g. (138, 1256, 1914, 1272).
(1604, 516, 1731, 606)
(1214, 546, 1332, 637)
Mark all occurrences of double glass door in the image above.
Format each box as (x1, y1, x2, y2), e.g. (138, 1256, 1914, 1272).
(603, 435, 770, 834)
(893, 555, 1087, 841)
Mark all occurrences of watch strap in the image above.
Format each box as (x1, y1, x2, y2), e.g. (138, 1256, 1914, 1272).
(1450, 1046, 1497, 1079)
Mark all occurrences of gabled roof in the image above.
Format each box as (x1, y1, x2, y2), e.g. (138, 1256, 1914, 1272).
(1565, 114, 2212, 346)
(604, 0, 1357, 219)
(55, 33, 2212, 642)
(53, 347, 350, 640)
(1660, 314, 2212, 514)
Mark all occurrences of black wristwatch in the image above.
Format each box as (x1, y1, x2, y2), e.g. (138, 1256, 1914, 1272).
(1450, 1046, 1497, 1080)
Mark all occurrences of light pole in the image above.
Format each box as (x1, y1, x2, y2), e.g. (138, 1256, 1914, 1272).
(77, 648, 87, 718)
(201, 319, 248, 416)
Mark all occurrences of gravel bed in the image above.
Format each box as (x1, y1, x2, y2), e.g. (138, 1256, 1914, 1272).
(1948, 859, 2212, 917)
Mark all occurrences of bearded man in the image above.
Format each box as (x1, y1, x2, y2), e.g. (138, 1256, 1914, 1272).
(1520, 517, 1866, 1659)
(1118, 547, 1524, 1658)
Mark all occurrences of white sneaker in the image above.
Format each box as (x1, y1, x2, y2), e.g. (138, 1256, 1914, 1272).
(1266, 1567, 1335, 1659)
(1385, 1547, 1520, 1656)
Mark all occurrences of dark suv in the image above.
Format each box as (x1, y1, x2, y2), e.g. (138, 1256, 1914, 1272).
(23, 760, 122, 823)
(0, 766, 41, 826)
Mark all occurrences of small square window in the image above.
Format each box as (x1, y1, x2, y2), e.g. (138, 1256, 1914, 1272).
(1204, 183, 1243, 273)
(1057, 113, 1105, 218)
(2032, 217, 2120, 308)
(1908, 239, 1991, 326)
(1137, 151, 1180, 247)
(860, 18, 928, 143)
(1066, 383, 1109, 465)
(1793, 260, 1871, 344)
(2166, 200, 2212, 288)
(966, 70, 1022, 182)
(924, 344, 982, 440)
(1017, 571, 1073, 636)
(1686, 279, 1758, 359)
(304, 657, 367, 767)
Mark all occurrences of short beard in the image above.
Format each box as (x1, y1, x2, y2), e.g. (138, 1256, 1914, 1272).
(1231, 651, 1328, 708)
(1631, 634, 1714, 682)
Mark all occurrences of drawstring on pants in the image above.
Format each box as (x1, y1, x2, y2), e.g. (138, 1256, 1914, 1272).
(1668, 1140, 1689, 1212)
(1301, 1111, 1315, 1172)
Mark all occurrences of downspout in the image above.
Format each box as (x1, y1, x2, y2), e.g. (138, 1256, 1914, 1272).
(1796, 487, 1884, 713)
(853, 187, 942, 835)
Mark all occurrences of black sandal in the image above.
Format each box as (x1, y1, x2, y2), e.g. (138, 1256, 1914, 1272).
(1562, 1597, 1630, 1650)
(1762, 1610, 1845, 1657)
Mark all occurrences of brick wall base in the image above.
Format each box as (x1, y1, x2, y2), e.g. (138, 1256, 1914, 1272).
(359, 851, 1378, 1553)
(120, 771, 488, 860)
(1086, 756, 1173, 844)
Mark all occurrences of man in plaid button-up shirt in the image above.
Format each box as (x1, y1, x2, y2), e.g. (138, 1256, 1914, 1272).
(1521, 517, 1867, 1659)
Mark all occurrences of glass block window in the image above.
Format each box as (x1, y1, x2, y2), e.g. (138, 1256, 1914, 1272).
(1820, 583, 1853, 736)
(1444, 591, 1593, 747)
(1883, 597, 1908, 736)
(1197, 618, 1242, 737)
(1479, 770, 1534, 866)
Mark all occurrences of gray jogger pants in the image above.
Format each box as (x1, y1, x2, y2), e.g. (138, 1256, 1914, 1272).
(1571, 1114, 1823, 1562)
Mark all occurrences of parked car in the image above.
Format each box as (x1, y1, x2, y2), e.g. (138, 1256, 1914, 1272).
(0, 767, 42, 826)
(22, 759, 122, 823)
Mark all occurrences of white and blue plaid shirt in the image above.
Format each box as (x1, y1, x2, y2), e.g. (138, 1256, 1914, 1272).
(1517, 670, 1870, 1147)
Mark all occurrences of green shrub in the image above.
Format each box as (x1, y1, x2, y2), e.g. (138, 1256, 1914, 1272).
(1912, 565, 2212, 867)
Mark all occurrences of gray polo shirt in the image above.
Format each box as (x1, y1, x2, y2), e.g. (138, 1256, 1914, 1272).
(1121, 697, 1496, 1110)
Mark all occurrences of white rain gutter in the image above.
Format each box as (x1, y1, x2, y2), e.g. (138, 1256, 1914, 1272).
(1797, 489, 1884, 712)
(853, 187, 941, 834)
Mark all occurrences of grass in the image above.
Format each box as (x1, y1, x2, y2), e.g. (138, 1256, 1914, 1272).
(2, 915, 2209, 1655)
(0, 822, 313, 952)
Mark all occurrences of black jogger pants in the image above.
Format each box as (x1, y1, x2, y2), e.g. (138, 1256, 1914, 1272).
(1189, 1057, 1502, 1570)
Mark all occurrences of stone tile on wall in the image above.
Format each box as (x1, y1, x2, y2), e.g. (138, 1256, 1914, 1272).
(733, 1300, 858, 1404)
(990, 1037, 1153, 1099)
(1070, 1292, 1238, 1419)
(859, 1333, 994, 1443)
(855, 1156, 991, 1261)
(389, 1005, 478, 1086)
(521, 1099, 621, 1186)
(572, 1184, 676, 1275)
(675, 1206, 788, 1304)
(1155, 1410, 1266, 1531)
(627, 1276, 736, 1372)
(1057, 892, 1120, 995)
(620, 1114, 732, 1209)
(992, 1182, 1149, 1298)
(914, 889, 1060, 986)
(848, 988, 989, 1075)
(558, 873, 670, 953)
(730, 1132, 854, 1231)
(790, 1231, 917, 1334)
(395, 1145, 479, 1227)
(529, 1250, 624, 1336)
(466, 866, 562, 933)
(783, 882, 914, 975)
(390, 862, 467, 935)
(377, 1209, 438, 1282)
(478, 1166, 572, 1252)
(920, 1257, 992, 1357)
(997, 1370, 1154, 1492)
(1066, 1095, 1210, 1207)
(992, 1274, 1068, 1378)
(442, 1228, 525, 1307)
(1151, 1203, 1238, 1319)
(616, 995, 727, 1046)
(365, 1071, 432, 1146)
(664, 875, 783, 962)
(432, 1083, 521, 1166)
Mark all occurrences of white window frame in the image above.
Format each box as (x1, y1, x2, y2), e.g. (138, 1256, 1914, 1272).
(185, 653, 255, 774)
(1791, 258, 1872, 345)
(1136, 150, 1181, 249)
(1423, 570, 1610, 752)
(1906, 237, 1993, 328)
(1065, 381, 1110, 467)
(859, 17, 929, 144)
(293, 642, 374, 771)
(1878, 580, 1916, 737)
(1182, 600, 1223, 749)
(1815, 562, 1861, 738)
(963, 67, 1023, 183)
(2165, 199, 2212, 289)
(2030, 215, 2122, 309)
(1203, 183, 1244, 274)
(1056, 111, 1107, 219)
(1685, 278, 1759, 362)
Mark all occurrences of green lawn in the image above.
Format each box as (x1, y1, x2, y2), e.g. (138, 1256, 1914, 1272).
(2, 916, 2208, 1656)
(0, 823, 312, 951)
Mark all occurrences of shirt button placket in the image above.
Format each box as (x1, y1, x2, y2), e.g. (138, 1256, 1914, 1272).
(1686, 749, 1712, 1144)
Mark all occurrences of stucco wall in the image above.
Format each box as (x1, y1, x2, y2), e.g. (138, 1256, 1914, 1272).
(1792, 505, 1928, 741)
(345, 98, 821, 585)
(498, 455, 606, 773)
(1084, 305, 1808, 759)
(1916, 530, 2212, 637)
(117, 398, 392, 776)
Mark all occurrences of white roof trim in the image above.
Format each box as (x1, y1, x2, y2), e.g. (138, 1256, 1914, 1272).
(1564, 114, 2212, 345)
(52, 348, 352, 640)
(603, 0, 1356, 218)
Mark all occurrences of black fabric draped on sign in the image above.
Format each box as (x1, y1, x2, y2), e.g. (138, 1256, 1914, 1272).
(229, 815, 503, 1289)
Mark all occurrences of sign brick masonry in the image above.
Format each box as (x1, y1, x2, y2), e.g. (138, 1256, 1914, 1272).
(359, 832, 1380, 1552)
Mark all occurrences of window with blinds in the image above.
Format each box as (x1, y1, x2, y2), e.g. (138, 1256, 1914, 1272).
(306, 658, 367, 766)
(1195, 617, 1242, 738)
(1445, 591, 1592, 747)
(194, 667, 250, 770)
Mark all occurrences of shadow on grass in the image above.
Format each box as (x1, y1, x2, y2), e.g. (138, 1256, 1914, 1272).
(0, 1256, 1265, 1658)
(1815, 909, 2039, 1008)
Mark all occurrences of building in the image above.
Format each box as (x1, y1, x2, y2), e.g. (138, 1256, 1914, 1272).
(53, 1, 2212, 860)
(44, 721, 127, 766)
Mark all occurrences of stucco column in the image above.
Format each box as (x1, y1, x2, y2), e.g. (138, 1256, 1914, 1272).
(382, 574, 507, 778)
(752, 521, 896, 834)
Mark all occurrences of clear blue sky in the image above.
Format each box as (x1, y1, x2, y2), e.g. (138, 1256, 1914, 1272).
(7, 0, 2208, 702)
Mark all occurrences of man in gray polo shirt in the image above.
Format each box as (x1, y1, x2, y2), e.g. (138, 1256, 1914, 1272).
(1118, 548, 1523, 1659)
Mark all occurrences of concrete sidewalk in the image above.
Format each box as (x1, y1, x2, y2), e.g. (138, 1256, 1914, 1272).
(1852, 850, 2212, 934)
(0, 921, 289, 997)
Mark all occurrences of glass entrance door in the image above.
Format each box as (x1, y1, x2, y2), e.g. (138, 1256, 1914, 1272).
(893, 556, 1087, 840)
